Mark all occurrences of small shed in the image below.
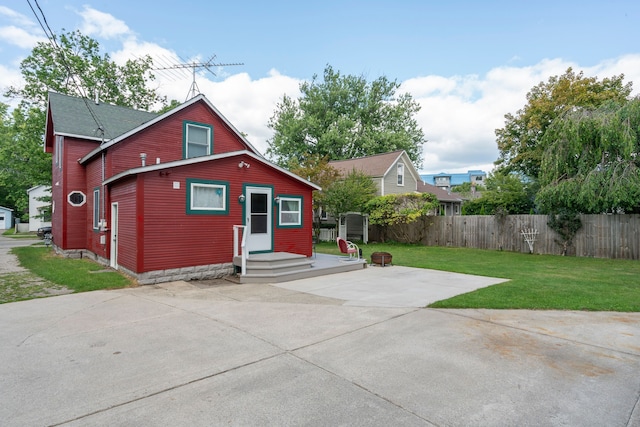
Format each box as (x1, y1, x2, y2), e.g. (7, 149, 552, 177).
(0, 206, 14, 230)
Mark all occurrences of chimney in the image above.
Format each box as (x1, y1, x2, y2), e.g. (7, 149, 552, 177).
(140, 153, 147, 167)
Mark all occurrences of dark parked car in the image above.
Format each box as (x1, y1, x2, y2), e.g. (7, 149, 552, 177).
(37, 226, 52, 239)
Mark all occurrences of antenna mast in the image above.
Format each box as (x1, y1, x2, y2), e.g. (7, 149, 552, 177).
(153, 54, 243, 101)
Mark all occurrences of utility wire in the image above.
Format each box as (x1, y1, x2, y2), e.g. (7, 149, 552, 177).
(28, 0, 107, 139)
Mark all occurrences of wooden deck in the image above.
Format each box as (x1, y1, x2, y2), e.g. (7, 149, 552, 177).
(233, 252, 367, 284)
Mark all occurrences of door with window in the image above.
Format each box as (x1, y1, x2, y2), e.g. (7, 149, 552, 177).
(245, 186, 272, 253)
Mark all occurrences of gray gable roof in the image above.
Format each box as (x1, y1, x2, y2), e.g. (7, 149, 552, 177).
(47, 92, 159, 141)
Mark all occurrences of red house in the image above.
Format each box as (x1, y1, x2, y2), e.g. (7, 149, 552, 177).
(44, 92, 320, 284)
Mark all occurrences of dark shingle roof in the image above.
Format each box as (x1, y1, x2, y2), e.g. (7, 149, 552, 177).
(417, 181, 464, 202)
(328, 150, 406, 177)
(48, 92, 159, 141)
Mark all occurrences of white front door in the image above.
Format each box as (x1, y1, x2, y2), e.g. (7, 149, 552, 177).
(110, 203, 118, 269)
(245, 186, 272, 253)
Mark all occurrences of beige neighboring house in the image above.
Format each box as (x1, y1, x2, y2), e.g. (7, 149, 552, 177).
(417, 181, 463, 216)
(326, 150, 420, 242)
(322, 150, 464, 242)
(329, 150, 420, 196)
(27, 185, 52, 232)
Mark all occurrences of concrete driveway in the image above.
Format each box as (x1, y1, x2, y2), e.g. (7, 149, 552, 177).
(1, 274, 639, 426)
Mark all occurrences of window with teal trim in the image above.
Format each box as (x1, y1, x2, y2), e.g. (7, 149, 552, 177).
(187, 179, 228, 215)
(278, 196, 302, 227)
(184, 121, 213, 158)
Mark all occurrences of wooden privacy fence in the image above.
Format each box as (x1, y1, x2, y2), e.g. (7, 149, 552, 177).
(368, 214, 640, 260)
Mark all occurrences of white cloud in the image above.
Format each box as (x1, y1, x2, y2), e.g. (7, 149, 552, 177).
(0, 6, 46, 49)
(0, 63, 24, 108)
(401, 55, 640, 174)
(0, 25, 46, 49)
(2, 3, 638, 176)
(0, 6, 38, 29)
(77, 6, 131, 39)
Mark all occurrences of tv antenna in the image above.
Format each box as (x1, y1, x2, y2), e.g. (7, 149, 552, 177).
(152, 54, 243, 101)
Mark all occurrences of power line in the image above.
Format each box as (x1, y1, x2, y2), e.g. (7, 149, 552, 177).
(28, 0, 106, 139)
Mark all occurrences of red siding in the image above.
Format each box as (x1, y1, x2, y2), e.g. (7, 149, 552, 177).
(110, 154, 314, 273)
(52, 97, 314, 275)
(53, 137, 96, 250)
(109, 178, 138, 273)
(107, 101, 251, 177)
(85, 154, 108, 259)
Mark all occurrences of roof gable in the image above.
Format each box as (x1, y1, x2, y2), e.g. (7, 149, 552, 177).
(79, 94, 261, 164)
(47, 92, 159, 142)
(329, 150, 420, 183)
(329, 150, 407, 177)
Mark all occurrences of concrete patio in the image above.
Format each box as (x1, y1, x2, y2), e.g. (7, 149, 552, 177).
(1, 271, 639, 426)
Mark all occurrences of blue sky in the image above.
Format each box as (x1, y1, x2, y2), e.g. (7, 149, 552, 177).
(2, 1, 640, 173)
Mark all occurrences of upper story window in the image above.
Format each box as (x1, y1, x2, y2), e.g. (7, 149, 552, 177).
(397, 163, 405, 186)
(183, 121, 213, 159)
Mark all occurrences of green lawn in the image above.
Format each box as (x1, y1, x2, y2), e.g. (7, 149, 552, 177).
(11, 246, 133, 294)
(316, 242, 640, 312)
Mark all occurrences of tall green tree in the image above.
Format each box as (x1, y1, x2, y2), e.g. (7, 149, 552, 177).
(267, 65, 425, 169)
(536, 98, 640, 214)
(0, 106, 51, 218)
(288, 154, 341, 237)
(6, 29, 165, 109)
(323, 170, 377, 219)
(461, 172, 535, 215)
(2, 29, 168, 218)
(495, 68, 632, 180)
(366, 193, 438, 243)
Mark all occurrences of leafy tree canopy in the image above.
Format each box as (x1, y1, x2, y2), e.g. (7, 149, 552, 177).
(536, 98, 640, 214)
(0, 104, 51, 218)
(366, 192, 438, 243)
(288, 154, 341, 212)
(451, 181, 485, 199)
(267, 65, 425, 169)
(495, 68, 632, 180)
(462, 172, 536, 215)
(323, 169, 377, 218)
(6, 29, 165, 110)
(1, 29, 169, 217)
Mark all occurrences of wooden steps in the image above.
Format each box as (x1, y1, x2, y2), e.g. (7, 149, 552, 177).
(233, 252, 366, 284)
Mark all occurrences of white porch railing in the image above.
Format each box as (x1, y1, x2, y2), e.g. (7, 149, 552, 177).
(233, 225, 247, 276)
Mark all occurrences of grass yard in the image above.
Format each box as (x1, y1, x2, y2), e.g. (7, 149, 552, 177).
(9, 246, 133, 296)
(316, 242, 640, 312)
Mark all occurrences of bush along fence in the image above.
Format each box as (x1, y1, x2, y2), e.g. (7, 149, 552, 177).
(367, 214, 640, 260)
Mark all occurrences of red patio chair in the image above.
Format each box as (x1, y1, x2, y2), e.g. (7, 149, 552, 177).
(337, 237, 360, 260)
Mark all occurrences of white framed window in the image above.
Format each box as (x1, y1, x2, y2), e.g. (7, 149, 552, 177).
(55, 135, 63, 169)
(319, 206, 328, 220)
(278, 196, 302, 227)
(183, 121, 213, 159)
(93, 188, 100, 230)
(187, 179, 228, 214)
(67, 191, 86, 207)
(397, 163, 405, 186)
